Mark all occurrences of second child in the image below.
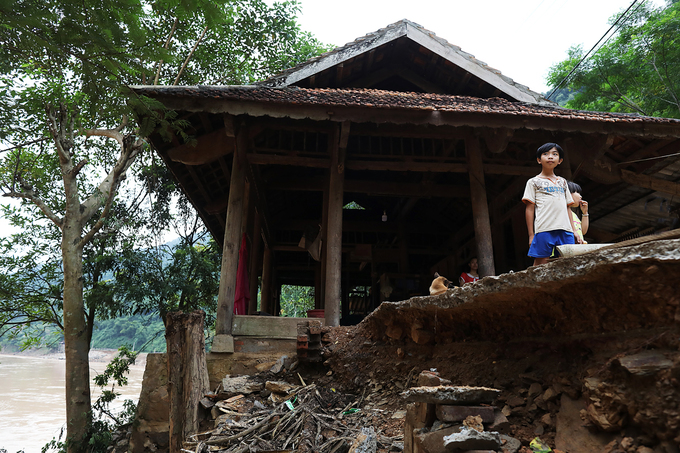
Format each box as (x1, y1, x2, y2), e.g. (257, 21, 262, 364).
(523, 143, 582, 266)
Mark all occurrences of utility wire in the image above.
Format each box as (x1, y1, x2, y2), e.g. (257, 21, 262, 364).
(546, 0, 641, 101)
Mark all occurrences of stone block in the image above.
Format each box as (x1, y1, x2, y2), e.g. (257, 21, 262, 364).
(436, 405, 494, 423)
(402, 386, 501, 405)
(414, 426, 461, 453)
(212, 334, 234, 353)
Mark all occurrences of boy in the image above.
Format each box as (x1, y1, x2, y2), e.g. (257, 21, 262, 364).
(522, 143, 582, 266)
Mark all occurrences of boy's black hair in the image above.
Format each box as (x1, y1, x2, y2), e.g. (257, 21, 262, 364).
(536, 142, 564, 159)
(567, 181, 582, 194)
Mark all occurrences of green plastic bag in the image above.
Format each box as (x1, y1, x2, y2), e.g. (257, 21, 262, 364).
(529, 437, 551, 453)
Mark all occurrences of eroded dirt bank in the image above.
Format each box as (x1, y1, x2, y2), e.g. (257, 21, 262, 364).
(320, 240, 680, 451)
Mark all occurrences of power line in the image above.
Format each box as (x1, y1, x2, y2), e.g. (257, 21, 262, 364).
(546, 0, 642, 101)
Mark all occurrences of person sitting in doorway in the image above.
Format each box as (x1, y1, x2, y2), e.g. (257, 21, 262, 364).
(459, 257, 480, 285)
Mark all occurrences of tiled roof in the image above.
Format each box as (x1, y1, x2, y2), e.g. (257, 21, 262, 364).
(132, 85, 680, 126)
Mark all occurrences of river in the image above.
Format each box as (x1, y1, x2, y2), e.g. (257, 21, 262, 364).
(0, 351, 147, 453)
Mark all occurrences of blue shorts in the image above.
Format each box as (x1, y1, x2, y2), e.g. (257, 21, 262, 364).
(528, 230, 575, 258)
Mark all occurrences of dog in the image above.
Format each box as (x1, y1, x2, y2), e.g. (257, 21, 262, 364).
(429, 272, 455, 295)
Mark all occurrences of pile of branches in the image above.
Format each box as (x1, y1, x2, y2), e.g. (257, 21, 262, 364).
(183, 383, 402, 453)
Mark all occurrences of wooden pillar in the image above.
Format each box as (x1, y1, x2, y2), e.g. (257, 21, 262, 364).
(260, 246, 273, 314)
(213, 123, 247, 353)
(466, 135, 495, 277)
(248, 210, 262, 314)
(324, 122, 348, 327)
(318, 183, 329, 309)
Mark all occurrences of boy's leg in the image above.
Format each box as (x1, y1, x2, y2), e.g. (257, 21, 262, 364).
(533, 257, 550, 266)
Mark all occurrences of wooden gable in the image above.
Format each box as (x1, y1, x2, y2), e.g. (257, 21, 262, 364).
(257, 19, 550, 105)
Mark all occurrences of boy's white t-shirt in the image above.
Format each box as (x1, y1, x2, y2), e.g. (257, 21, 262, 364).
(522, 176, 574, 234)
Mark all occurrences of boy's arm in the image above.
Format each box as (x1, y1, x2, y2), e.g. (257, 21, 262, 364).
(525, 202, 535, 245)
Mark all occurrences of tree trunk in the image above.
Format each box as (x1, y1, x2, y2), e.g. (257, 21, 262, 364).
(166, 310, 211, 451)
(62, 220, 91, 453)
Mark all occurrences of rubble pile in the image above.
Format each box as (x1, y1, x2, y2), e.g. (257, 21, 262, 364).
(403, 370, 517, 453)
(181, 374, 404, 453)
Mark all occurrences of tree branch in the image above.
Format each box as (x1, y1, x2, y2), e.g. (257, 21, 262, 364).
(154, 17, 178, 85)
(79, 136, 145, 248)
(2, 190, 63, 228)
(173, 26, 209, 86)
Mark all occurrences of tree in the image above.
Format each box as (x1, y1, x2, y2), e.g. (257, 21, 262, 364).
(546, 0, 680, 118)
(0, 1, 328, 451)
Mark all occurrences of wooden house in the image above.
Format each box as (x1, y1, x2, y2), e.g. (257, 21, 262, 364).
(131, 20, 680, 348)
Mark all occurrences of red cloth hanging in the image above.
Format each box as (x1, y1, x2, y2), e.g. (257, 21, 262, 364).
(234, 233, 249, 315)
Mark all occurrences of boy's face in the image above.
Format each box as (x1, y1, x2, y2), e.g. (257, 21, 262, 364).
(537, 147, 563, 168)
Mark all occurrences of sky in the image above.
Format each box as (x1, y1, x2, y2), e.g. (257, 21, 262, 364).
(293, 0, 664, 95)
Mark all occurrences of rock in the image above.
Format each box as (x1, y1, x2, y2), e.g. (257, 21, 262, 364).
(616, 350, 674, 376)
(411, 327, 434, 345)
(507, 395, 525, 407)
(637, 448, 654, 453)
(501, 405, 512, 417)
(540, 413, 553, 427)
(620, 437, 634, 450)
(489, 410, 511, 434)
(462, 415, 484, 432)
(385, 324, 403, 340)
(418, 370, 452, 387)
(221, 375, 263, 395)
(349, 427, 377, 453)
(500, 434, 522, 453)
(542, 387, 559, 402)
(443, 426, 502, 451)
(414, 426, 460, 452)
(528, 383, 543, 398)
(402, 385, 500, 404)
(555, 395, 616, 453)
(269, 355, 287, 374)
(265, 381, 297, 394)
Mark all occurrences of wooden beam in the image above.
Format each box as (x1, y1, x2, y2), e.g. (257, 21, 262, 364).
(166, 127, 235, 165)
(621, 169, 680, 196)
(248, 153, 330, 168)
(266, 176, 471, 198)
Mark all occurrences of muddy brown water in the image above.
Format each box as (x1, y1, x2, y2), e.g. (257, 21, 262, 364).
(0, 352, 146, 453)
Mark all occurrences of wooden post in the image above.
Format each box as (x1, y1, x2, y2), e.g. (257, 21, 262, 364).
(318, 182, 329, 309)
(324, 123, 348, 327)
(248, 210, 262, 314)
(213, 124, 247, 353)
(466, 136, 495, 277)
(261, 246, 273, 314)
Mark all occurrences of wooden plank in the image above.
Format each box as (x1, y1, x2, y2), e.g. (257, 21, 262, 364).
(621, 169, 680, 196)
(167, 127, 234, 165)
